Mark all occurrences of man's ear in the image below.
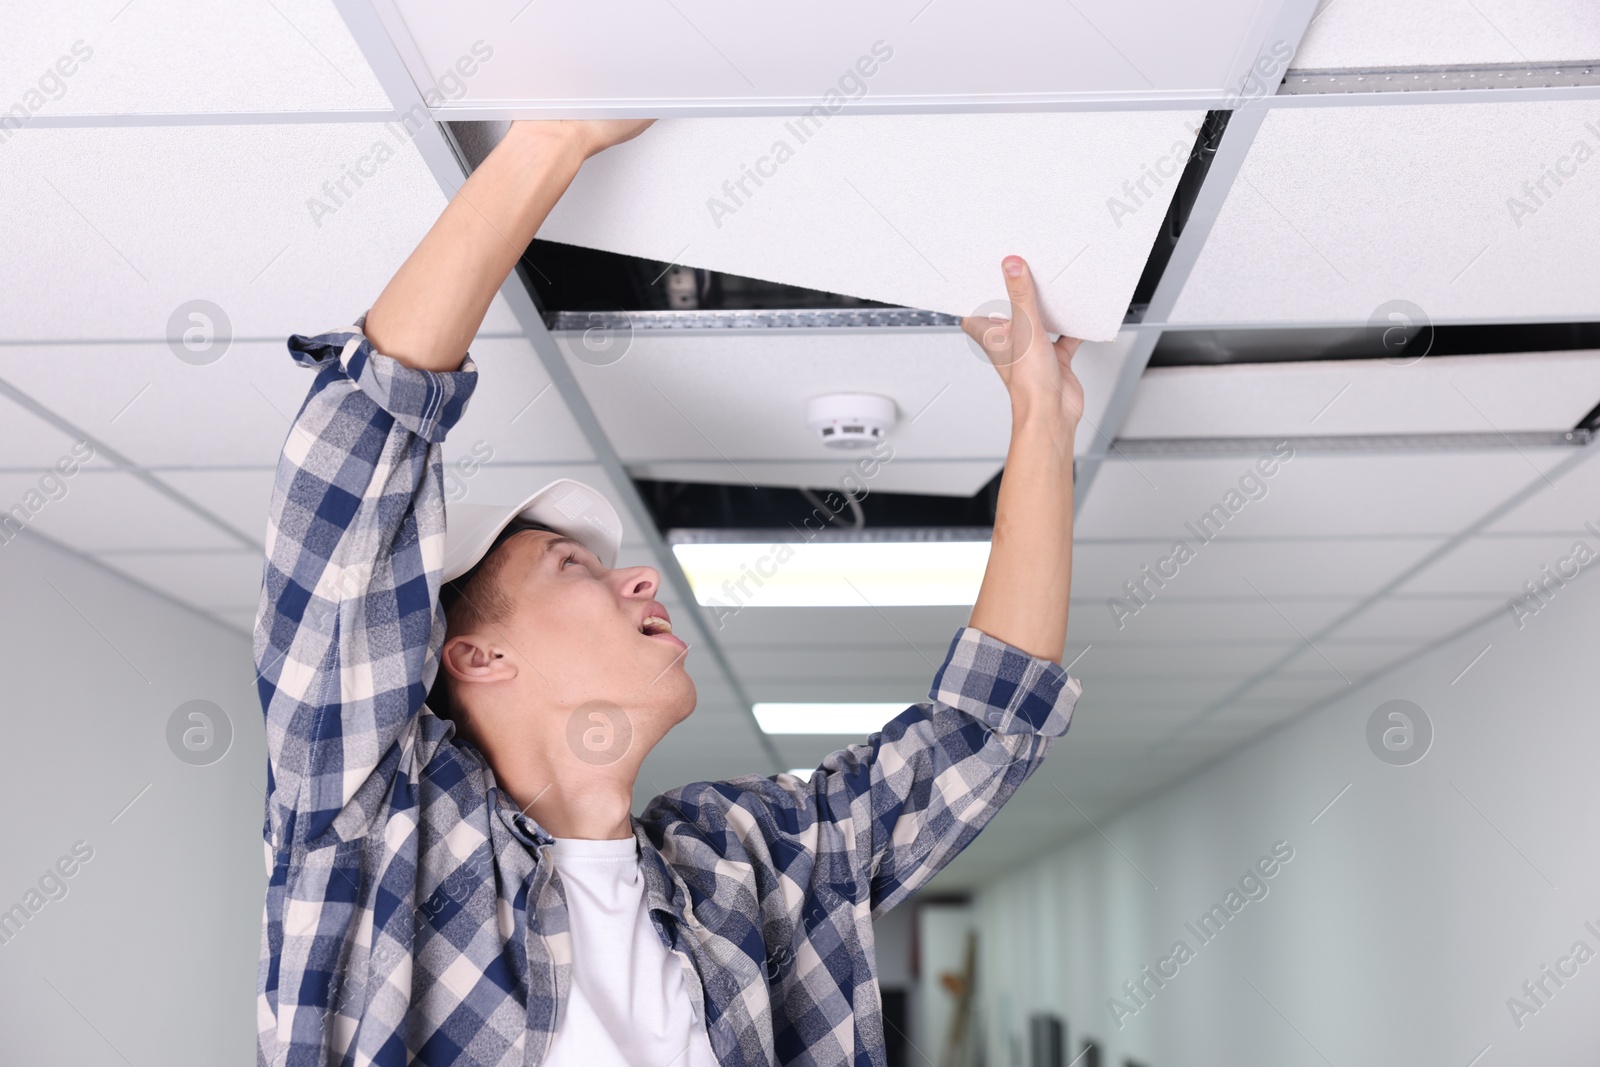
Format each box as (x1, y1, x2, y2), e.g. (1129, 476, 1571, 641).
(440, 633, 519, 687)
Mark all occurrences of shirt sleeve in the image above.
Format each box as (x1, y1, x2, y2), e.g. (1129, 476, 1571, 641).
(643, 625, 1080, 918)
(253, 320, 477, 853)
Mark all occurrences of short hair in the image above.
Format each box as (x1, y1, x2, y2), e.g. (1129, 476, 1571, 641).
(429, 519, 557, 722)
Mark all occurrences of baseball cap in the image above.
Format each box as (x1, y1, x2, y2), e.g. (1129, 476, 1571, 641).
(442, 478, 623, 583)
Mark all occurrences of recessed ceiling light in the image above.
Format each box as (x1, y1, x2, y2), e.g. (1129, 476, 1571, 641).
(754, 703, 910, 735)
(672, 540, 989, 608)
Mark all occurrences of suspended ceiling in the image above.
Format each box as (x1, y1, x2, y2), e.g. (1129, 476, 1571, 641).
(2, 0, 1599, 889)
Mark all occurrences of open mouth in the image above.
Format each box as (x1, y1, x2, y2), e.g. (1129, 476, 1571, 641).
(640, 615, 674, 637)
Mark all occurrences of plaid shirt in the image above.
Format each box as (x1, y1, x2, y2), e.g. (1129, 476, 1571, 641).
(253, 321, 1083, 1067)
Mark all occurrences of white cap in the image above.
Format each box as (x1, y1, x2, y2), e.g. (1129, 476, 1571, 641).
(442, 478, 624, 582)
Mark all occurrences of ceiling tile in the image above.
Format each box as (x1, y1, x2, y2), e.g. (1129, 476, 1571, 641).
(1320, 594, 1504, 640)
(0, 124, 478, 342)
(726, 644, 956, 682)
(0, 341, 317, 468)
(1484, 446, 1600, 532)
(0, 394, 111, 470)
(1120, 353, 1600, 438)
(1294, 0, 1600, 68)
(712, 604, 972, 649)
(444, 337, 596, 465)
(568, 328, 1137, 495)
(533, 111, 1205, 340)
(1067, 596, 1360, 643)
(1077, 450, 1574, 539)
(1167, 101, 1600, 327)
(1064, 641, 1302, 677)
(0, 469, 242, 551)
(398, 2, 1270, 109)
(5, 0, 389, 115)
(156, 469, 276, 546)
(1392, 533, 1588, 595)
(95, 549, 262, 610)
(1073, 537, 1442, 600)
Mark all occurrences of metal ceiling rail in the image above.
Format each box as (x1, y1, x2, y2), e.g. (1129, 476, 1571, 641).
(1281, 60, 1600, 94)
(1107, 430, 1593, 455)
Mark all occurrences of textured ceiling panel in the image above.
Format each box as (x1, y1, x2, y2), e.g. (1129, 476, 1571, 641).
(1484, 446, 1600, 532)
(0, 470, 240, 552)
(0, 125, 522, 343)
(564, 328, 1136, 496)
(389, 0, 1273, 109)
(1072, 537, 1443, 600)
(3, 0, 389, 115)
(1077, 451, 1574, 539)
(534, 111, 1205, 341)
(1167, 101, 1600, 327)
(1293, 0, 1600, 68)
(95, 549, 264, 611)
(1121, 353, 1600, 438)
(1319, 594, 1505, 640)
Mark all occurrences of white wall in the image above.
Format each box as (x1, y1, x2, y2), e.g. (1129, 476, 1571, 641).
(973, 559, 1600, 1066)
(0, 534, 264, 1064)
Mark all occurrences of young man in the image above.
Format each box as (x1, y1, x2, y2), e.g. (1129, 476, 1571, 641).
(253, 118, 1085, 1067)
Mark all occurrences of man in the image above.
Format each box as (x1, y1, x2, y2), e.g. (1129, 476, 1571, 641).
(253, 117, 1085, 1067)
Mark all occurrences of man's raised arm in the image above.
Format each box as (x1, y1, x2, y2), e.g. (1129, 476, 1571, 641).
(965, 254, 1082, 661)
(253, 120, 651, 852)
(366, 119, 652, 372)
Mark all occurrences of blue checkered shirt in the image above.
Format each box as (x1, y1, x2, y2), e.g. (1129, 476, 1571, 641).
(252, 321, 1082, 1067)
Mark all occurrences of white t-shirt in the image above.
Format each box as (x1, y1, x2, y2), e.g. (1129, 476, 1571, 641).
(542, 836, 721, 1067)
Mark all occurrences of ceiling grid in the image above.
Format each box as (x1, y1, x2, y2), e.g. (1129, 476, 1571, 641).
(2, 0, 1598, 882)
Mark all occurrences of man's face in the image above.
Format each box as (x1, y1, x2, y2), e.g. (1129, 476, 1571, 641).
(476, 529, 696, 739)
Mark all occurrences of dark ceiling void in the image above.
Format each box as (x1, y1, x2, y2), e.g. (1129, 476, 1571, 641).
(1150, 321, 1600, 368)
(634, 471, 1002, 537)
(520, 241, 893, 318)
(1127, 110, 1230, 318)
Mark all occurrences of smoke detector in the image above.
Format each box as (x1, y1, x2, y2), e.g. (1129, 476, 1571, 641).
(806, 393, 897, 450)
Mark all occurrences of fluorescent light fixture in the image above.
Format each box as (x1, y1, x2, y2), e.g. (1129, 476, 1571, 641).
(786, 767, 815, 781)
(673, 541, 989, 608)
(754, 703, 910, 735)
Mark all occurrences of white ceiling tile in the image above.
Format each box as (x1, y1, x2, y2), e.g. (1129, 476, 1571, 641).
(0, 341, 314, 468)
(1121, 353, 1600, 438)
(1294, 0, 1600, 68)
(0, 124, 447, 342)
(568, 328, 1135, 496)
(535, 111, 1206, 341)
(442, 337, 596, 464)
(1073, 537, 1442, 600)
(712, 604, 973, 649)
(155, 469, 277, 546)
(0, 394, 111, 470)
(1066, 641, 1302, 676)
(726, 645, 953, 682)
(95, 550, 262, 609)
(1077, 451, 1574, 539)
(1289, 639, 1428, 675)
(1167, 101, 1600, 326)
(1066, 596, 1359, 643)
(396, 1, 1271, 108)
(1393, 533, 1589, 595)
(1321, 594, 1504, 640)
(633, 460, 1003, 498)
(1484, 446, 1600, 532)
(0, 470, 241, 551)
(4, 0, 389, 114)
(573, 328, 1006, 461)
